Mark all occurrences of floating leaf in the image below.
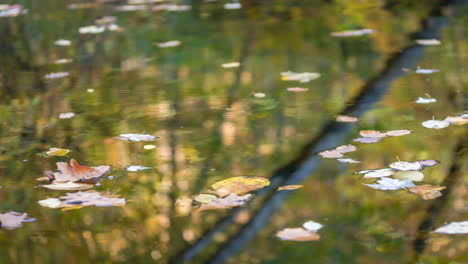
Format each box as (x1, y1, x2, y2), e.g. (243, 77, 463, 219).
(359, 130, 387, 138)
(38, 198, 62, 208)
(143, 144, 157, 150)
(433, 221, 468, 234)
(210, 176, 270, 197)
(45, 72, 69, 79)
(409, 184, 446, 200)
(362, 169, 394, 179)
(58, 112, 75, 119)
(287, 87, 309, 92)
(415, 97, 437, 104)
(337, 158, 360, 163)
(364, 177, 416, 190)
(303, 221, 323, 232)
(117, 133, 158, 142)
(389, 161, 422, 171)
(224, 3, 242, 9)
(46, 148, 70, 156)
(253, 93, 266, 98)
(330, 29, 374, 37)
(41, 182, 94, 191)
(280, 71, 320, 83)
(416, 39, 441, 45)
(336, 115, 358, 123)
(276, 227, 320, 241)
(221, 62, 240, 68)
(197, 193, 252, 211)
(385, 130, 412, 137)
(156, 40, 181, 48)
(415, 68, 439, 74)
(353, 137, 381, 144)
(54, 39, 71, 46)
(394, 171, 424, 182)
(277, 185, 304, 191)
(319, 145, 357, 159)
(444, 116, 468, 125)
(59, 191, 126, 207)
(417, 159, 439, 167)
(0, 212, 35, 230)
(53, 58, 72, 64)
(193, 194, 217, 204)
(422, 120, 450, 129)
(47, 159, 110, 183)
(126, 165, 152, 172)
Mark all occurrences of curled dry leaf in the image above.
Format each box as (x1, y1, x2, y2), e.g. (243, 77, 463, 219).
(197, 193, 252, 212)
(276, 227, 320, 241)
(409, 184, 446, 200)
(277, 185, 304, 191)
(336, 115, 358, 123)
(46, 147, 70, 156)
(422, 120, 450, 129)
(394, 171, 424, 182)
(210, 176, 270, 197)
(433, 221, 468, 234)
(0, 212, 35, 230)
(47, 159, 110, 184)
(389, 161, 422, 171)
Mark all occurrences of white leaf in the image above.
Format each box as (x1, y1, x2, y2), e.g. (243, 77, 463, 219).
(434, 221, 468, 234)
(422, 120, 450, 129)
(303, 221, 323, 232)
(415, 97, 437, 104)
(126, 165, 152, 172)
(364, 177, 416, 190)
(389, 161, 422, 171)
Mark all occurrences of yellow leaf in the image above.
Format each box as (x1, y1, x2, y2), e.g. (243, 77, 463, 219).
(210, 176, 270, 197)
(46, 148, 70, 156)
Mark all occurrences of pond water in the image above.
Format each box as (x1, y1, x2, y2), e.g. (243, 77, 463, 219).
(0, 1, 467, 263)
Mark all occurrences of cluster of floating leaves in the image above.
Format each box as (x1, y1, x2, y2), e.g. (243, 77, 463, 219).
(355, 159, 445, 200)
(192, 176, 270, 212)
(276, 220, 323, 241)
(353, 129, 412, 144)
(318, 144, 358, 163)
(421, 115, 467, 129)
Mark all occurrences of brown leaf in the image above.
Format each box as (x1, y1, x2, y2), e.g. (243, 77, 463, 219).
(49, 159, 110, 183)
(409, 184, 446, 200)
(276, 227, 320, 241)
